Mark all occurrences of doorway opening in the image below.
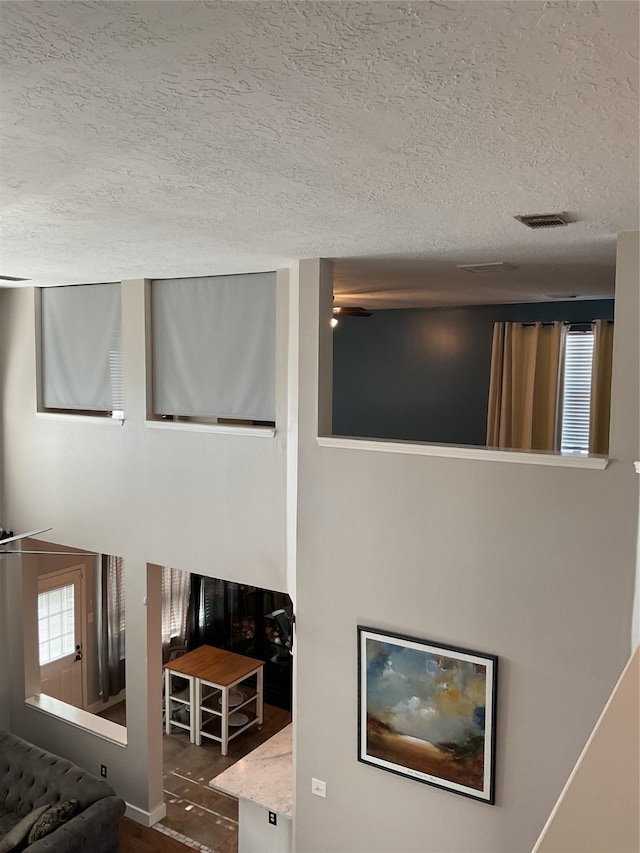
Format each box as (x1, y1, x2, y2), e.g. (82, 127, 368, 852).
(97, 566, 293, 852)
(38, 567, 84, 708)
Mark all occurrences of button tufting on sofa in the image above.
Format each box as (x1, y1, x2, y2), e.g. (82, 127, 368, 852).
(0, 732, 125, 853)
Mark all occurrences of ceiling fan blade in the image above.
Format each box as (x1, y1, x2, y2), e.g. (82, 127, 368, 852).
(0, 550, 96, 557)
(0, 527, 52, 546)
(333, 306, 372, 317)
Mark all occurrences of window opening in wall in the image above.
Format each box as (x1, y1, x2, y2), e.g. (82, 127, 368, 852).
(149, 272, 276, 428)
(154, 565, 293, 850)
(331, 298, 614, 456)
(24, 544, 127, 736)
(39, 283, 123, 419)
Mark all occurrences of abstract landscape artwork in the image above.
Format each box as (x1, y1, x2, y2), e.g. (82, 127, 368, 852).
(357, 626, 498, 803)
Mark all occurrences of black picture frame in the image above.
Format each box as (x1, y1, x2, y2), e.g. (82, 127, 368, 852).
(357, 626, 498, 804)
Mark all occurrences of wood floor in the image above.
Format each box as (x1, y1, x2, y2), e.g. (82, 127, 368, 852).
(119, 817, 194, 852)
(102, 701, 291, 852)
(161, 702, 291, 852)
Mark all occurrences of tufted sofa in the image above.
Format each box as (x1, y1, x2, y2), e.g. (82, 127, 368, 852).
(0, 731, 125, 852)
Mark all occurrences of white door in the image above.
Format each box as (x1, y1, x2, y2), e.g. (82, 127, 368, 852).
(38, 567, 84, 708)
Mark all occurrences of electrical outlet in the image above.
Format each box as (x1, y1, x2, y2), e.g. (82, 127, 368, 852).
(311, 778, 326, 798)
(268, 811, 277, 826)
(100, 764, 107, 778)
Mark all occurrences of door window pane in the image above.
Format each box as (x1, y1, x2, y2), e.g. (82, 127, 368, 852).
(38, 584, 75, 665)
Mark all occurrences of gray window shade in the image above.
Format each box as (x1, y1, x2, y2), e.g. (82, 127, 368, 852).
(151, 273, 276, 421)
(41, 283, 123, 411)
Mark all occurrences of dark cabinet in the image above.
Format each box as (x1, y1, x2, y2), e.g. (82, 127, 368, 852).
(189, 577, 292, 711)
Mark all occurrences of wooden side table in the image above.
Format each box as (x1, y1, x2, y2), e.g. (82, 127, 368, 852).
(196, 649, 264, 754)
(164, 645, 264, 755)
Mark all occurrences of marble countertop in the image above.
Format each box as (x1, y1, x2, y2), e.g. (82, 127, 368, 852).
(209, 724, 293, 817)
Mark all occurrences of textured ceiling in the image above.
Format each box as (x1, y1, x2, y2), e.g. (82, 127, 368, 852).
(0, 1, 638, 307)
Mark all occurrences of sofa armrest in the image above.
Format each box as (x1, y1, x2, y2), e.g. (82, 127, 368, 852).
(27, 796, 126, 853)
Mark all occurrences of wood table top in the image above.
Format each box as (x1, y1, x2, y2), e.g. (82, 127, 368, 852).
(165, 644, 263, 686)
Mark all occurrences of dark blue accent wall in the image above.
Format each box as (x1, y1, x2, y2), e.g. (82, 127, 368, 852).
(332, 299, 615, 446)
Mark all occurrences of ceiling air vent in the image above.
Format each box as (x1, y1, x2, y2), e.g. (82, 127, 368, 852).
(515, 212, 571, 229)
(0, 275, 30, 282)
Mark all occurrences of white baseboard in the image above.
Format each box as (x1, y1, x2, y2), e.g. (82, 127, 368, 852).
(125, 801, 167, 827)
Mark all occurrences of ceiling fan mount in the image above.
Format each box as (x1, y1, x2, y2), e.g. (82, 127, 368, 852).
(0, 527, 96, 557)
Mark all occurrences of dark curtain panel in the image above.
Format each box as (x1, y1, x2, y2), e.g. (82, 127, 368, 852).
(186, 575, 292, 710)
(97, 555, 126, 701)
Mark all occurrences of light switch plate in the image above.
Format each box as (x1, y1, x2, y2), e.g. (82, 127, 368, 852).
(311, 778, 326, 798)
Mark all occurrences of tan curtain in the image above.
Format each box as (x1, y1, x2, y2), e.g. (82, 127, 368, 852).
(487, 321, 564, 450)
(589, 320, 614, 455)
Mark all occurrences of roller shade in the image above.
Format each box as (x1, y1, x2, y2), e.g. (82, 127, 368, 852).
(41, 283, 123, 411)
(151, 272, 276, 421)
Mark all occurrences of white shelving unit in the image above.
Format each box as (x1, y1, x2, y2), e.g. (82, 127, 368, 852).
(164, 670, 196, 742)
(196, 668, 264, 754)
(164, 645, 265, 755)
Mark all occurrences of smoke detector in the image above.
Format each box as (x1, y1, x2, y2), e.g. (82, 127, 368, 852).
(515, 212, 572, 229)
(456, 262, 516, 274)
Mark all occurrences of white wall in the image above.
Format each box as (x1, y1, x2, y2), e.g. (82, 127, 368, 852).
(293, 237, 639, 853)
(0, 274, 291, 818)
(1, 279, 289, 585)
(1, 240, 638, 847)
(533, 646, 639, 853)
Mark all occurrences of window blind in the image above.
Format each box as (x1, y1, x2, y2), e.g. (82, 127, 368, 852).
(41, 283, 122, 412)
(560, 330, 595, 453)
(151, 272, 276, 421)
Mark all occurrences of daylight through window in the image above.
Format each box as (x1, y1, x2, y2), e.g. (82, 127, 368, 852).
(38, 584, 75, 665)
(560, 330, 595, 454)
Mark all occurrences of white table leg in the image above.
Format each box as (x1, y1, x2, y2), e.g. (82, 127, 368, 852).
(221, 687, 229, 756)
(164, 669, 171, 735)
(190, 675, 197, 745)
(257, 667, 264, 727)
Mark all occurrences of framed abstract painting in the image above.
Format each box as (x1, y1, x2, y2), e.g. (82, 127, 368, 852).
(357, 626, 498, 804)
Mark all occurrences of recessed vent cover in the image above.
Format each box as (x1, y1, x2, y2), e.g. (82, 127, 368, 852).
(456, 262, 516, 274)
(0, 275, 30, 282)
(515, 212, 571, 229)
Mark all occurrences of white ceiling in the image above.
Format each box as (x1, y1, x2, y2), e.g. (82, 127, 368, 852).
(0, 1, 638, 308)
